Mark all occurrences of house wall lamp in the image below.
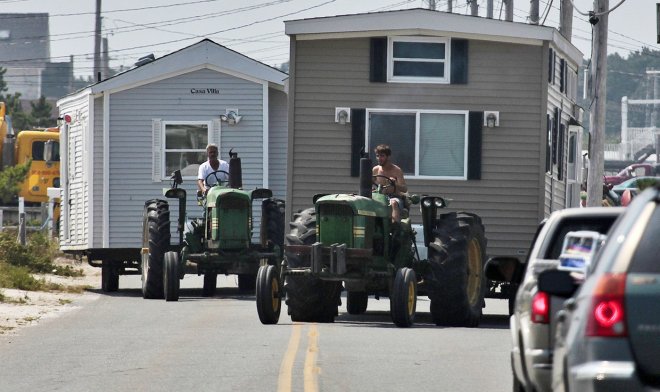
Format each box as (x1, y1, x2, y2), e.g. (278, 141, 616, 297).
(335, 107, 351, 125)
(220, 109, 242, 125)
(484, 111, 500, 128)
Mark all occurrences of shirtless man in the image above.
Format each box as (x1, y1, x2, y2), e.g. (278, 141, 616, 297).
(372, 144, 408, 222)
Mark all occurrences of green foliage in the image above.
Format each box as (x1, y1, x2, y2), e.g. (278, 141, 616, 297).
(0, 230, 79, 276)
(1, 92, 33, 130)
(0, 67, 7, 94)
(637, 178, 660, 191)
(30, 96, 54, 127)
(0, 160, 30, 204)
(0, 262, 43, 291)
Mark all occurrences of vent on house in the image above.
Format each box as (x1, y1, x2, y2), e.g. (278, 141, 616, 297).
(135, 54, 156, 67)
(0, 30, 10, 40)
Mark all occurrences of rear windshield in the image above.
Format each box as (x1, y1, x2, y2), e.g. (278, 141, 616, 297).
(543, 216, 619, 259)
(628, 206, 660, 274)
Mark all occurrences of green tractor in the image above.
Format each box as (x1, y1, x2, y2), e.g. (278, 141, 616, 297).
(256, 155, 487, 327)
(141, 150, 285, 301)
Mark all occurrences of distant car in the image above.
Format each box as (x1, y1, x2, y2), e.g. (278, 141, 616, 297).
(549, 185, 660, 392)
(484, 207, 624, 392)
(611, 176, 660, 196)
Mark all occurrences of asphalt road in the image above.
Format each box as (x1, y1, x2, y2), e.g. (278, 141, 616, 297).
(0, 275, 512, 392)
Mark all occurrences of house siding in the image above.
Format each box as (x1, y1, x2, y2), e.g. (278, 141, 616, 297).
(107, 68, 265, 247)
(269, 88, 288, 201)
(289, 37, 546, 257)
(93, 96, 104, 247)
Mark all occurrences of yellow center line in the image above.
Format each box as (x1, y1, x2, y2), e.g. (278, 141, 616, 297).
(304, 324, 320, 392)
(278, 323, 302, 392)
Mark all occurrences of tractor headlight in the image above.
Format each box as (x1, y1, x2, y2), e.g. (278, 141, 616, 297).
(422, 199, 433, 208)
(434, 198, 445, 208)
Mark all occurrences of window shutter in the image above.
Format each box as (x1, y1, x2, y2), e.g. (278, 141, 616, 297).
(467, 111, 482, 180)
(152, 118, 162, 182)
(548, 48, 554, 84)
(211, 118, 222, 147)
(451, 39, 468, 84)
(559, 58, 566, 93)
(558, 123, 565, 180)
(351, 108, 366, 177)
(370, 37, 387, 83)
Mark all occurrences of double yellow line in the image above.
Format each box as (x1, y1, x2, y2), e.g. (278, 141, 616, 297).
(278, 323, 320, 392)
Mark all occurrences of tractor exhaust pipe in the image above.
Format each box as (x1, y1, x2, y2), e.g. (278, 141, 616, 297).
(359, 149, 372, 198)
(228, 148, 242, 189)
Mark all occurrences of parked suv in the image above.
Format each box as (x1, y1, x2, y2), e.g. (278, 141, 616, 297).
(547, 185, 660, 392)
(485, 207, 624, 392)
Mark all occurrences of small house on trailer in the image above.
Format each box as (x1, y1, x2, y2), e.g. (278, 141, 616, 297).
(284, 9, 583, 258)
(57, 39, 288, 284)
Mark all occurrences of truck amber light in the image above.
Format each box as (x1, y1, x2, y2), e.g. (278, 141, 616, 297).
(531, 291, 549, 324)
(586, 273, 627, 337)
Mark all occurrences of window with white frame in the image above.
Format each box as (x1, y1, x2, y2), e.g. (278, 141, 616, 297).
(163, 122, 211, 178)
(388, 37, 450, 83)
(367, 110, 468, 179)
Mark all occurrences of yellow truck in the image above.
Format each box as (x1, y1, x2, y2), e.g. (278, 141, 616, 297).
(0, 102, 60, 205)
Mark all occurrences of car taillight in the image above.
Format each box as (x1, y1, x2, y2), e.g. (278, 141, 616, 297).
(531, 291, 550, 324)
(586, 273, 627, 337)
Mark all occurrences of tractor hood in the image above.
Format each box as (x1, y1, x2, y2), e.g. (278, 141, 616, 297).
(206, 187, 272, 208)
(316, 193, 389, 218)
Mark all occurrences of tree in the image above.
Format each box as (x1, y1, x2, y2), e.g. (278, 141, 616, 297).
(2, 93, 32, 130)
(0, 160, 31, 204)
(30, 96, 54, 127)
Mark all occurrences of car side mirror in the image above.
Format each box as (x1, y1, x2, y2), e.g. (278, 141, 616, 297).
(44, 140, 54, 163)
(537, 269, 580, 298)
(484, 256, 521, 283)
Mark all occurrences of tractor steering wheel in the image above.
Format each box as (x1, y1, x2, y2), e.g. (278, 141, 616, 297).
(204, 170, 229, 188)
(372, 175, 396, 194)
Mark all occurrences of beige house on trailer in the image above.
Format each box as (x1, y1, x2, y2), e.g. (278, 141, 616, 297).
(284, 9, 583, 258)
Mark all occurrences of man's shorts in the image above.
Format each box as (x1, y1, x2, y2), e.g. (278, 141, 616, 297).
(388, 196, 404, 215)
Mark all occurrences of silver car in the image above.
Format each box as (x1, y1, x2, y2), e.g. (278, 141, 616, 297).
(485, 207, 623, 392)
(549, 185, 660, 392)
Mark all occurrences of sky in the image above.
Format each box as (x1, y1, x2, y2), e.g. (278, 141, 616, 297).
(1, 0, 657, 78)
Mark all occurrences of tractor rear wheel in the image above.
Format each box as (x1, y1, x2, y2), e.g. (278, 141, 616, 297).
(101, 260, 119, 292)
(238, 274, 256, 293)
(284, 208, 341, 323)
(427, 212, 487, 327)
(256, 265, 281, 324)
(202, 273, 217, 297)
(390, 267, 417, 327)
(346, 291, 368, 315)
(141, 199, 170, 299)
(164, 251, 180, 302)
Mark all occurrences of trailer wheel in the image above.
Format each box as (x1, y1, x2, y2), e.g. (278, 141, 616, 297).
(346, 291, 368, 315)
(390, 267, 417, 327)
(238, 274, 256, 293)
(427, 212, 487, 327)
(202, 273, 217, 297)
(256, 265, 281, 324)
(164, 251, 180, 302)
(141, 199, 170, 299)
(284, 208, 341, 323)
(101, 260, 119, 292)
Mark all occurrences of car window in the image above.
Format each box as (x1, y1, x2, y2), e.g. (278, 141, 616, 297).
(543, 216, 619, 259)
(628, 206, 660, 274)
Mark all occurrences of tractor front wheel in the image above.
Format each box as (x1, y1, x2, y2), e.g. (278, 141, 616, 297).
(164, 251, 180, 302)
(390, 267, 417, 327)
(346, 291, 368, 315)
(202, 273, 217, 297)
(256, 265, 281, 324)
(101, 260, 119, 292)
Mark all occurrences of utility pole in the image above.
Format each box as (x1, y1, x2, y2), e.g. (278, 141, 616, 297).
(560, 0, 574, 40)
(586, 0, 608, 207)
(447, 0, 453, 12)
(530, 0, 539, 24)
(504, 0, 514, 21)
(427, 0, 436, 10)
(487, 0, 494, 18)
(102, 37, 109, 80)
(94, 0, 102, 82)
(469, 0, 478, 16)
